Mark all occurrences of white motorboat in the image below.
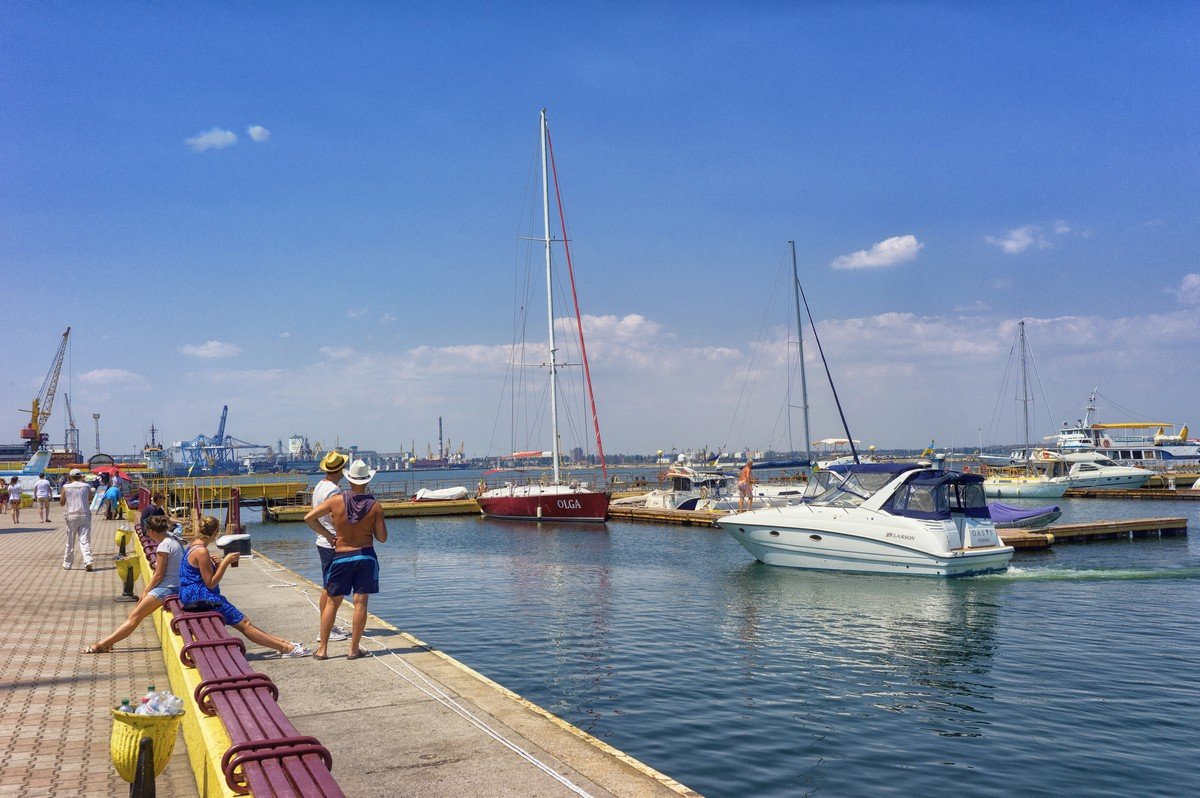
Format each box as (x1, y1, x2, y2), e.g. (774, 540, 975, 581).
(640, 465, 805, 511)
(1056, 451, 1153, 489)
(1047, 388, 1200, 467)
(718, 463, 1014, 577)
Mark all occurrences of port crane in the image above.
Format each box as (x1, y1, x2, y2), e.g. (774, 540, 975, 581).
(63, 393, 80, 456)
(177, 405, 266, 472)
(19, 327, 70, 453)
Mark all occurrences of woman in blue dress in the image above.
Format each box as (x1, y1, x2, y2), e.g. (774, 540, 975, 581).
(180, 516, 311, 658)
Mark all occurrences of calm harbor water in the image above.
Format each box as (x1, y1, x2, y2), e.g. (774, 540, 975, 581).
(246, 476, 1200, 797)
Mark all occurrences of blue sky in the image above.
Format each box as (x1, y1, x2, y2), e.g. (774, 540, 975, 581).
(3, 3, 1197, 458)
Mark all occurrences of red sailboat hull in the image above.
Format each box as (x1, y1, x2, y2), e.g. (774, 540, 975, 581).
(477, 491, 610, 522)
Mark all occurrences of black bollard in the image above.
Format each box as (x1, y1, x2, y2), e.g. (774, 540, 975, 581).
(130, 736, 156, 798)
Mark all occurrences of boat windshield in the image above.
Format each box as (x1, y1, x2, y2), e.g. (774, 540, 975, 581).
(812, 471, 900, 507)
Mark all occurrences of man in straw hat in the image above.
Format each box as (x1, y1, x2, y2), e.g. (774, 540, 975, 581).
(312, 451, 353, 642)
(305, 458, 386, 660)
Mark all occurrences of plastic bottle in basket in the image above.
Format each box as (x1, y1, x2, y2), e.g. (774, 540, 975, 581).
(142, 685, 159, 704)
(117, 698, 133, 714)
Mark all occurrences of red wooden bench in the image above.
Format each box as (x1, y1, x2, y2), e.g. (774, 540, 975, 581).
(163, 598, 344, 796)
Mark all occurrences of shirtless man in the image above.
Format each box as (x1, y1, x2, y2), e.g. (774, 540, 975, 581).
(304, 459, 386, 660)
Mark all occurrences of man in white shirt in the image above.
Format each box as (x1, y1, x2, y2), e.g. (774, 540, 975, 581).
(58, 469, 95, 570)
(313, 451, 352, 641)
(33, 472, 53, 522)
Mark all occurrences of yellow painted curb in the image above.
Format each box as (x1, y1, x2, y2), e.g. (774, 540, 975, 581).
(134, 536, 237, 798)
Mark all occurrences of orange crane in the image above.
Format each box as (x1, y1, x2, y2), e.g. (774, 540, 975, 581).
(19, 327, 70, 451)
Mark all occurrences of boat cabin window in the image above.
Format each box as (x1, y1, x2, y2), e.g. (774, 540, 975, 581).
(891, 483, 947, 514)
(670, 476, 692, 491)
(1093, 456, 1118, 467)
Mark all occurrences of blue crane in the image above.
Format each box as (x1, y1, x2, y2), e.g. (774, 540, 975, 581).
(178, 405, 266, 473)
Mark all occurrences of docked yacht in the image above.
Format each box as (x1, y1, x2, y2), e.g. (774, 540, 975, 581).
(717, 463, 1014, 577)
(1057, 451, 1153, 489)
(639, 466, 805, 511)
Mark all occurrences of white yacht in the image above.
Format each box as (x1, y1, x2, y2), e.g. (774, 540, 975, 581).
(637, 466, 804, 511)
(718, 463, 1014, 577)
(1057, 451, 1153, 489)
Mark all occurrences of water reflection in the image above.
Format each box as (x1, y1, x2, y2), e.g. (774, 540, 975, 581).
(720, 563, 1000, 738)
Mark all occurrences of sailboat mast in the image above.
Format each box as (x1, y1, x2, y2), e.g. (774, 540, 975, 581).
(789, 241, 812, 468)
(1019, 320, 1030, 458)
(540, 108, 562, 484)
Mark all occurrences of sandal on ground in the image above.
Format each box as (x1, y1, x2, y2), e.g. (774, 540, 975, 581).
(83, 644, 111, 654)
(346, 650, 372, 660)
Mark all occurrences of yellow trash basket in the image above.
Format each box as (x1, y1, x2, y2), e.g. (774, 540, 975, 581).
(110, 708, 183, 782)
(114, 526, 132, 548)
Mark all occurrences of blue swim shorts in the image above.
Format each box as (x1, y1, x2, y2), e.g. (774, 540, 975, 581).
(324, 547, 379, 597)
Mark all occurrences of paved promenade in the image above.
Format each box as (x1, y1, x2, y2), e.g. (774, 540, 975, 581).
(0, 508, 698, 797)
(0, 511, 195, 797)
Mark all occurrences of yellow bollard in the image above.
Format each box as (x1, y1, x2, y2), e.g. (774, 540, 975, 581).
(114, 527, 131, 557)
(113, 556, 138, 602)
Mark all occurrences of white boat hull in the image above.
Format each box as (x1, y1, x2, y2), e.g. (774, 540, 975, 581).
(982, 479, 1069, 498)
(719, 515, 1013, 578)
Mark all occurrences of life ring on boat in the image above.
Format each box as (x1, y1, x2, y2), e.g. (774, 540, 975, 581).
(1102, 438, 1113, 448)
(1040, 450, 1052, 460)
(963, 465, 971, 473)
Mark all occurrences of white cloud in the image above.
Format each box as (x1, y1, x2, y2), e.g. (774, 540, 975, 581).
(180, 340, 242, 358)
(319, 346, 355, 359)
(985, 225, 1048, 254)
(79, 368, 144, 385)
(279, 331, 291, 338)
(380, 313, 397, 323)
(347, 309, 365, 319)
(1176, 274, 1200, 304)
(185, 128, 237, 153)
(829, 235, 923, 270)
(1054, 220, 1072, 235)
(247, 125, 270, 142)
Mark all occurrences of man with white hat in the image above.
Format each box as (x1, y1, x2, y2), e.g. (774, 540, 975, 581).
(58, 469, 95, 570)
(312, 451, 352, 642)
(304, 458, 386, 660)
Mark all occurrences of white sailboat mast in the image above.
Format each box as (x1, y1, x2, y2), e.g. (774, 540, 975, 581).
(1019, 320, 1031, 459)
(541, 109, 562, 484)
(789, 241, 812, 469)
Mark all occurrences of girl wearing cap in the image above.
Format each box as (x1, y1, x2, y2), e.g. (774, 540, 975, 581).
(180, 516, 311, 658)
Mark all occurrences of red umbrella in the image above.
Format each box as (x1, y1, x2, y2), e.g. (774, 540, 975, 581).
(90, 465, 132, 481)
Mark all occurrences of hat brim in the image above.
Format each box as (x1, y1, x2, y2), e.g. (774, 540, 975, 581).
(345, 469, 377, 485)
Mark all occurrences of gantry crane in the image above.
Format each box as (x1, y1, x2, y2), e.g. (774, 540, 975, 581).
(19, 327, 70, 453)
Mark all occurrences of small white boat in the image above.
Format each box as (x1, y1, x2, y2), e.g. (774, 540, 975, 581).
(718, 463, 1014, 577)
(413, 486, 470, 502)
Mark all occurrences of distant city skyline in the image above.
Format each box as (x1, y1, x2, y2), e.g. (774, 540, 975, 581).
(4, 3, 1197, 457)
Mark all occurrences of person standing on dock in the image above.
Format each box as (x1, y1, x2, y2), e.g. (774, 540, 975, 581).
(58, 469, 95, 570)
(34, 473, 53, 523)
(7, 477, 22, 524)
(738, 459, 755, 512)
(305, 459, 387, 660)
(313, 451, 353, 642)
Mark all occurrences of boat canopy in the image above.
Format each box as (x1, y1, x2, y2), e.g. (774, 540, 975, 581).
(884, 470, 990, 520)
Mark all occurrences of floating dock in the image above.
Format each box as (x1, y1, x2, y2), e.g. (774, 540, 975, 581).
(1065, 487, 1200, 500)
(605, 505, 1187, 551)
(263, 497, 481, 521)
